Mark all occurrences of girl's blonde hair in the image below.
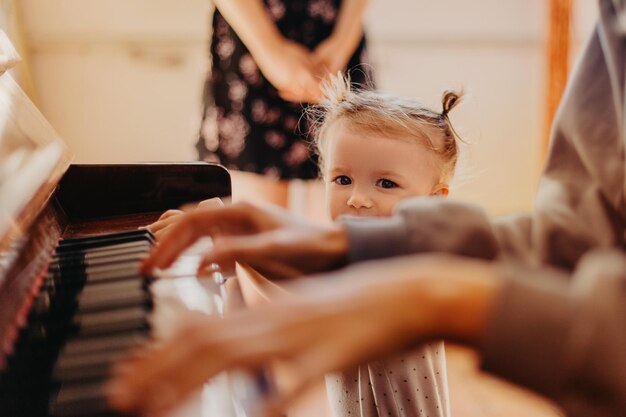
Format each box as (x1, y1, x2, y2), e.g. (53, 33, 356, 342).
(309, 73, 463, 181)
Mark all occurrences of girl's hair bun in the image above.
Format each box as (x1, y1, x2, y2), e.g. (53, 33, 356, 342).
(441, 90, 463, 116)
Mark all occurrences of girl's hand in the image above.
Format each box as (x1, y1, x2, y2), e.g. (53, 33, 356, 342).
(106, 255, 499, 416)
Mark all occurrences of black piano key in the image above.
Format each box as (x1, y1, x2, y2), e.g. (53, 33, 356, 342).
(85, 270, 148, 286)
(54, 349, 123, 382)
(77, 286, 150, 313)
(26, 304, 149, 343)
(51, 260, 148, 284)
(54, 241, 152, 262)
(34, 279, 150, 317)
(51, 385, 136, 417)
(56, 232, 154, 253)
(79, 260, 144, 276)
(45, 268, 148, 289)
(81, 278, 146, 295)
(74, 306, 149, 337)
(74, 242, 151, 259)
(59, 229, 153, 244)
(50, 381, 111, 417)
(61, 331, 148, 357)
(51, 380, 137, 417)
(51, 249, 149, 269)
(53, 243, 151, 264)
(48, 255, 145, 278)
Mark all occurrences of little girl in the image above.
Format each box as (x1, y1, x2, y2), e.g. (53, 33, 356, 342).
(310, 74, 462, 417)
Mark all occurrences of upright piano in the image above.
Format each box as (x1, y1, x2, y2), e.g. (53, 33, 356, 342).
(0, 34, 261, 417)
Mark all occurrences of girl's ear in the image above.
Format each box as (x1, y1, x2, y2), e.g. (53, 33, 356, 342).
(430, 183, 449, 197)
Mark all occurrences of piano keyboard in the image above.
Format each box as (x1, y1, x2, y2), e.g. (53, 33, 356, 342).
(0, 50, 249, 417)
(0, 229, 155, 417)
(0, 228, 269, 417)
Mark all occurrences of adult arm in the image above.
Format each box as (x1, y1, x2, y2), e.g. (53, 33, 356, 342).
(213, 0, 321, 102)
(480, 250, 626, 417)
(109, 255, 502, 416)
(312, 0, 369, 74)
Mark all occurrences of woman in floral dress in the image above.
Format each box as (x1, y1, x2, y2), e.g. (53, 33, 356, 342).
(196, 0, 372, 207)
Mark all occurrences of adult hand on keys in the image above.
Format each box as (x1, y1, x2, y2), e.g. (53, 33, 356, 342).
(142, 201, 350, 280)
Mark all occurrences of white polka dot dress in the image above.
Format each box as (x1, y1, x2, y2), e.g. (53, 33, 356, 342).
(326, 342, 449, 417)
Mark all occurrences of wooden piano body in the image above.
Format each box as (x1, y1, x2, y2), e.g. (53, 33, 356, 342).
(0, 35, 260, 417)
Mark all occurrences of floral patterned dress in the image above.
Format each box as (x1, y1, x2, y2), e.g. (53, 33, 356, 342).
(196, 0, 372, 180)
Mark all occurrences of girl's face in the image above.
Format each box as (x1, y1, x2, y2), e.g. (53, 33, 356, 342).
(324, 125, 447, 220)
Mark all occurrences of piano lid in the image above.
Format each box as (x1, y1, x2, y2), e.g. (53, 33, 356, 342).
(0, 30, 71, 253)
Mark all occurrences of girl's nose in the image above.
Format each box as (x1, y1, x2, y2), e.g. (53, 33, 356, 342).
(347, 190, 373, 209)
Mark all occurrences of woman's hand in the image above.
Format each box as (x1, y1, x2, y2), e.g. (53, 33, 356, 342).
(312, 35, 358, 76)
(254, 38, 322, 104)
(141, 201, 349, 279)
(312, 0, 367, 77)
(211, 0, 324, 103)
(107, 255, 500, 416)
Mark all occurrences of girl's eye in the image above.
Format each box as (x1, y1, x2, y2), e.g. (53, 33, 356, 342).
(333, 175, 352, 186)
(377, 179, 398, 189)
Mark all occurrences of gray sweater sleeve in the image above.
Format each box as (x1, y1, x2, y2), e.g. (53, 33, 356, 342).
(342, 198, 501, 263)
(342, 0, 626, 271)
(480, 251, 626, 417)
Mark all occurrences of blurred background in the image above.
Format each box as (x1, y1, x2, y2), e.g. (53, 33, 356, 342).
(1, 0, 598, 216)
(0, 2, 598, 416)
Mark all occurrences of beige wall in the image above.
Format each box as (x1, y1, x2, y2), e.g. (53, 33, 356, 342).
(13, 0, 598, 215)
